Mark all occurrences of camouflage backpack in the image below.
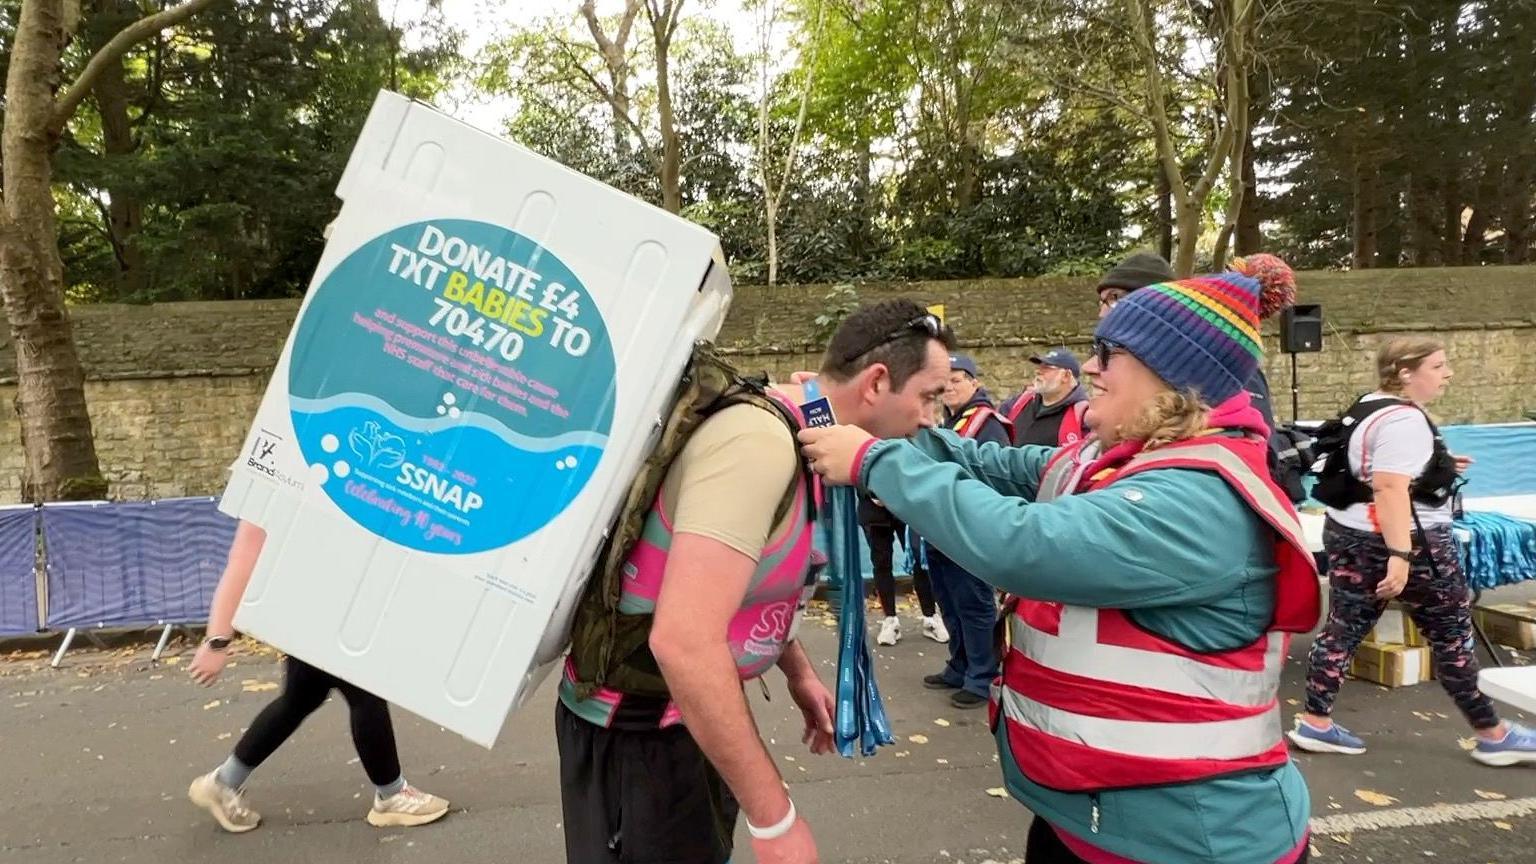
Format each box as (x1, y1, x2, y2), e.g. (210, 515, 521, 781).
(566, 341, 816, 701)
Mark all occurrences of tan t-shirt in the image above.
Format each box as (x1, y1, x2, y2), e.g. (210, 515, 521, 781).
(658, 402, 800, 560)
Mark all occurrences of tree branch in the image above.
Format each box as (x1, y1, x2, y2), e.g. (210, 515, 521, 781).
(1126, 0, 1191, 207)
(548, 36, 660, 169)
(52, 0, 223, 134)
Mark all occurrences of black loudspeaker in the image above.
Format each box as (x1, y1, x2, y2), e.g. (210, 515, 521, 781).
(1280, 304, 1323, 353)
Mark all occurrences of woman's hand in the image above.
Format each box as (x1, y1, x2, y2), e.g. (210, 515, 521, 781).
(1376, 556, 1410, 600)
(797, 425, 876, 486)
(189, 641, 230, 686)
(1454, 454, 1475, 474)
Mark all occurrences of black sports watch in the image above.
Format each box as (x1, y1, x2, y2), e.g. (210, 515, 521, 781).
(1385, 547, 1416, 563)
(205, 634, 234, 652)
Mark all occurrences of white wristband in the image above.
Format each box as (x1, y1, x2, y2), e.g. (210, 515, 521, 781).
(746, 799, 797, 840)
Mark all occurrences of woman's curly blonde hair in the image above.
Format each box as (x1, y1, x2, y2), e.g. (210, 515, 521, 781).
(1118, 389, 1211, 449)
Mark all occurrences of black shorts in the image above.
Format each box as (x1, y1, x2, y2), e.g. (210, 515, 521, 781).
(556, 702, 739, 864)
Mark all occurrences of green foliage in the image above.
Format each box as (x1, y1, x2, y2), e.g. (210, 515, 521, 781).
(20, 0, 1531, 300)
(812, 282, 860, 341)
(48, 0, 460, 303)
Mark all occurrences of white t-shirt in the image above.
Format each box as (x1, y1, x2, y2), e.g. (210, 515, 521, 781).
(1328, 393, 1453, 532)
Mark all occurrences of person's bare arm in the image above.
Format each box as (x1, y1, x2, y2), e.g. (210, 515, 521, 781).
(649, 533, 791, 825)
(1370, 472, 1414, 599)
(189, 519, 265, 685)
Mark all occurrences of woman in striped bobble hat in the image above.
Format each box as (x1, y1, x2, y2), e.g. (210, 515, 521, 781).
(800, 255, 1321, 863)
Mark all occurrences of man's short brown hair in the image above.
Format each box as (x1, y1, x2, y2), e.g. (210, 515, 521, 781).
(819, 300, 956, 390)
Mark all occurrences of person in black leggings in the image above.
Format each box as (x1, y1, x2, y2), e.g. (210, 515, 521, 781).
(185, 520, 449, 832)
(859, 492, 945, 645)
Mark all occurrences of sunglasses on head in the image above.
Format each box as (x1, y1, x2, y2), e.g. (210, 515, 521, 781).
(841, 313, 943, 364)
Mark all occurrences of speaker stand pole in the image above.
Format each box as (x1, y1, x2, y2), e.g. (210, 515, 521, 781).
(1290, 352, 1300, 422)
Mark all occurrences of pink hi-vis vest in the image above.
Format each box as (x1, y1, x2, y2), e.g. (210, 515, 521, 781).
(615, 391, 822, 682)
(989, 435, 1318, 792)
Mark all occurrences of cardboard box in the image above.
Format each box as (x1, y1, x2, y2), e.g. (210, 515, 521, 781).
(1367, 603, 1425, 647)
(219, 91, 734, 747)
(1350, 642, 1430, 687)
(1474, 603, 1536, 650)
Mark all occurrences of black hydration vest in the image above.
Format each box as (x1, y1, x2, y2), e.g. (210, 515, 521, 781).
(1311, 396, 1461, 510)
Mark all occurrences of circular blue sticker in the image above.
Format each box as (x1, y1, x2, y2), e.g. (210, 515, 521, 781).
(288, 219, 616, 554)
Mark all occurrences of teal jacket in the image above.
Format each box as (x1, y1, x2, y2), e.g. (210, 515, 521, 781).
(858, 431, 1311, 864)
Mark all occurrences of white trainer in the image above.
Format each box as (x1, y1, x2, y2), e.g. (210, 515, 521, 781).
(188, 771, 261, 833)
(367, 784, 450, 828)
(876, 616, 901, 646)
(922, 616, 950, 643)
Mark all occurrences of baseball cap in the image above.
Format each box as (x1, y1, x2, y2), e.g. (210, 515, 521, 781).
(950, 354, 979, 378)
(1029, 348, 1081, 376)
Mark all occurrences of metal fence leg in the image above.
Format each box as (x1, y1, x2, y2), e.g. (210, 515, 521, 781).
(50, 628, 77, 668)
(151, 623, 175, 662)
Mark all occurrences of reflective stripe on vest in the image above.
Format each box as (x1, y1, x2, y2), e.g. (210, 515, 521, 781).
(952, 405, 998, 440)
(997, 687, 1283, 761)
(1117, 442, 1311, 559)
(1008, 606, 1285, 708)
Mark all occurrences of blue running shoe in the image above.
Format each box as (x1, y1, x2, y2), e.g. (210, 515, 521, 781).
(1471, 723, 1536, 767)
(1287, 718, 1366, 755)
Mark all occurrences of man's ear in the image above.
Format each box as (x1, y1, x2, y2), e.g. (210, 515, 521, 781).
(860, 363, 889, 400)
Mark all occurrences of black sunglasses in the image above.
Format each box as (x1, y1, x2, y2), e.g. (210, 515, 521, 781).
(1092, 338, 1126, 369)
(841, 314, 943, 364)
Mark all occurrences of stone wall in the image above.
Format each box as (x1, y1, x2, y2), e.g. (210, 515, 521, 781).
(1, 266, 1532, 503)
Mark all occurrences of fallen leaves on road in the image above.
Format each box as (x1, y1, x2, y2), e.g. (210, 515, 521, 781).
(985, 787, 1008, 798)
(934, 719, 951, 727)
(1457, 737, 1478, 751)
(241, 680, 278, 693)
(217, 733, 232, 740)
(1475, 790, 1508, 801)
(908, 734, 929, 744)
(1327, 833, 1352, 845)
(1353, 789, 1398, 807)
(935, 758, 949, 765)
(1493, 821, 1514, 831)
(202, 699, 221, 710)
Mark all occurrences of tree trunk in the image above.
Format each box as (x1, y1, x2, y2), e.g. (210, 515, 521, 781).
(1441, 177, 1462, 266)
(2, 0, 221, 501)
(1235, 120, 1261, 254)
(1351, 158, 1378, 269)
(1376, 181, 1403, 268)
(648, 2, 682, 214)
(92, 34, 148, 300)
(1460, 161, 1499, 265)
(1173, 199, 1201, 277)
(1505, 156, 1534, 264)
(852, 132, 872, 261)
(765, 201, 779, 286)
(2, 0, 106, 501)
(581, 0, 642, 161)
(1407, 170, 1442, 266)
(1155, 168, 1173, 262)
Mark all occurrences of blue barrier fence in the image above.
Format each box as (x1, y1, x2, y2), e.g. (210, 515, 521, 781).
(0, 497, 237, 645)
(0, 506, 39, 636)
(0, 423, 1531, 639)
(41, 498, 236, 630)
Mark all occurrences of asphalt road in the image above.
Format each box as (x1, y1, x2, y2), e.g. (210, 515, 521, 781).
(4, 596, 1536, 864)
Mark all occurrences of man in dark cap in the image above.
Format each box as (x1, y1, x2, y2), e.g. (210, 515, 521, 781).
(1095, 251, 1176, 319)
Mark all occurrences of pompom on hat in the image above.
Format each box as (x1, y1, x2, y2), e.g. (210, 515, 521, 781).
(1095, 255, 1296, 404)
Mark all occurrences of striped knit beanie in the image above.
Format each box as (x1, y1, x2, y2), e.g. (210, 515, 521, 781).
(1094, 255, 1294, 404)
